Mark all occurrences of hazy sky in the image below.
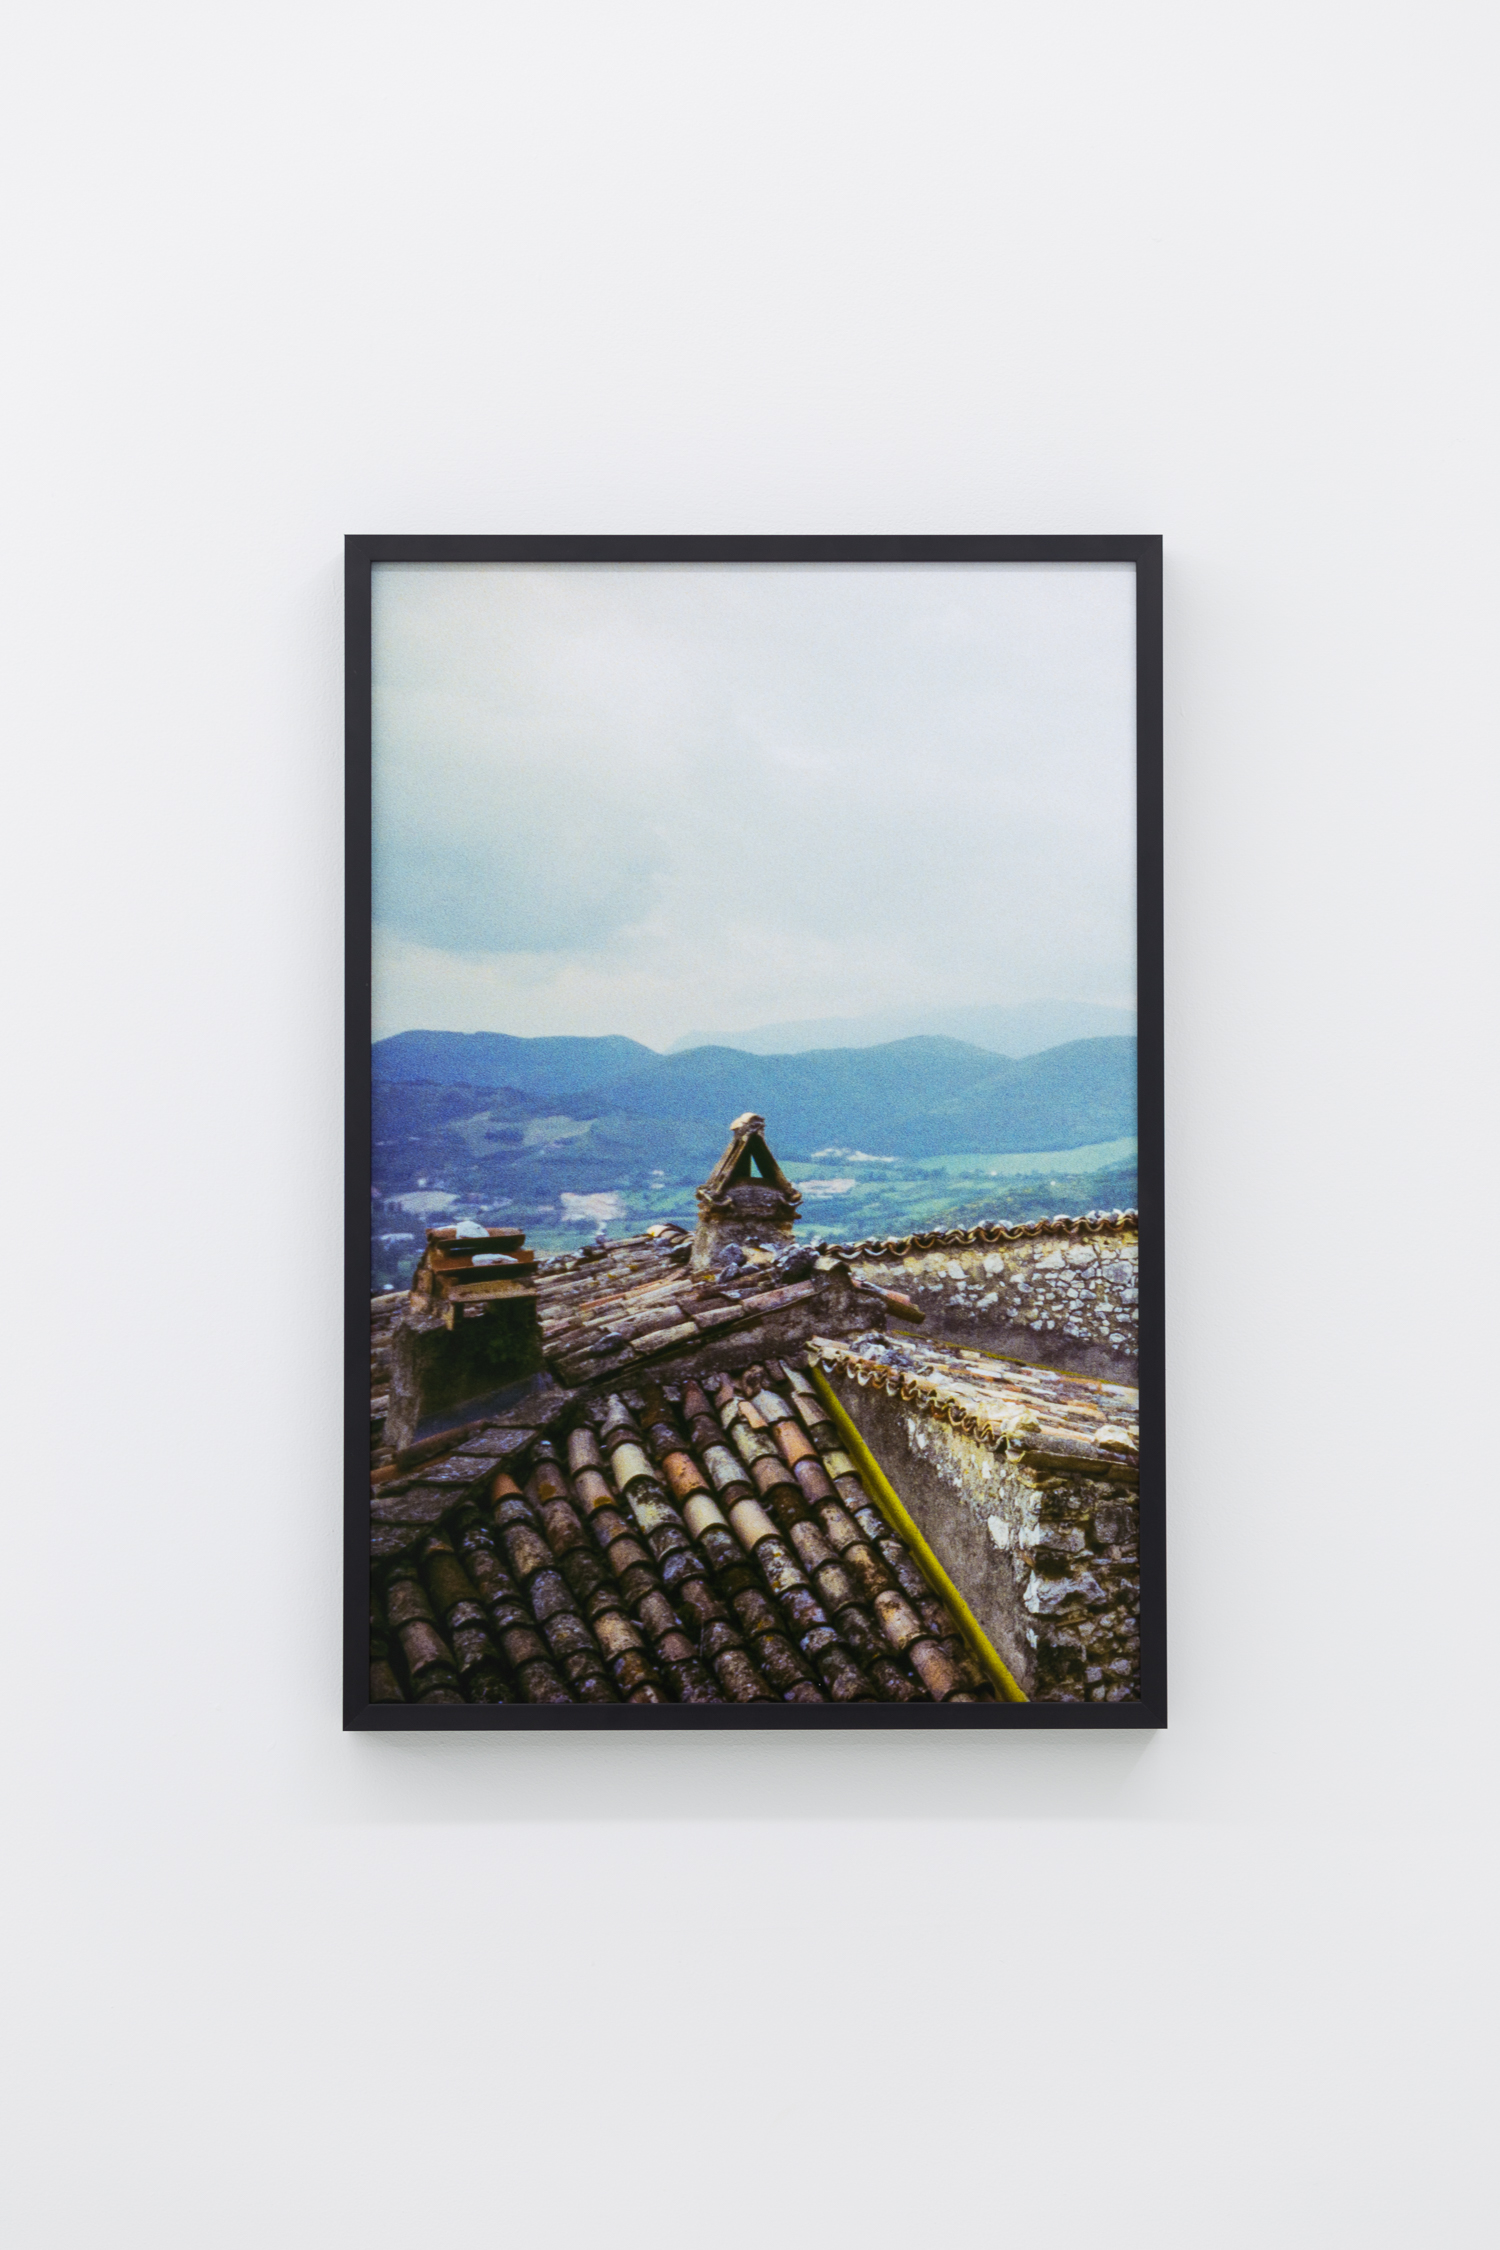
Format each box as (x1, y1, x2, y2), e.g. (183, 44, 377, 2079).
(371, 562, 1136, 1048)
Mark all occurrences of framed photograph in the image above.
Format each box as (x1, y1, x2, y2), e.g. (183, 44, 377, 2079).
(345, 536, 1163, 1728)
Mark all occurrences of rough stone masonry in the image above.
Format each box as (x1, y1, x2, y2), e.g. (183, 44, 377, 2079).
(837, 1214, 1138, 1381)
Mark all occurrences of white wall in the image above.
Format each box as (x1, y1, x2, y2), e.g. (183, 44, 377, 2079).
(4, 5, 1495, 2244)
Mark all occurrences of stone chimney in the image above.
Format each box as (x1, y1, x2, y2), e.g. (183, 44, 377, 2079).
(691, 1113, 803, 1273)
(385, 1224, 545, 1451)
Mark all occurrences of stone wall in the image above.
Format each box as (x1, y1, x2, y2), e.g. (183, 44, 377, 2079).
(840, 1217, 1138, 1380)
(822, 1370, 1140, 1704)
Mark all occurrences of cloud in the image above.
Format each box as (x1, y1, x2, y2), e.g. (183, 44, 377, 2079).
(371, 562, 1136, 1044)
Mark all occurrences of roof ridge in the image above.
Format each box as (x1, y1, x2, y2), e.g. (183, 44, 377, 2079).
(807, 1335, 1139, 1478)
(825, 1210, 1138, 1259)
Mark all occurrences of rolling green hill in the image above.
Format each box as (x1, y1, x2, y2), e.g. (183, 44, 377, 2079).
(370, 1030, 1136, 1172)
(563, 1034, 1137, 1158)
(372, 1029, 655, 1095)
(368, 1029, 1137, 1276)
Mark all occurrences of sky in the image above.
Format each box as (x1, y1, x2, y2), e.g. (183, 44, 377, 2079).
(371, 562, 1136, 1049)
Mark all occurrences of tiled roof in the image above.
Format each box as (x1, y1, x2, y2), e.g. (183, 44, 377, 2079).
(367, 1207, 1140, 1711)
(368, 1356, 999, 1707)
(532, 1225, 847, 1388)
(375, 1214, 1138, 1423)
(825, 1210, 1138, 1261)
(808, 1333, 1139, 1480)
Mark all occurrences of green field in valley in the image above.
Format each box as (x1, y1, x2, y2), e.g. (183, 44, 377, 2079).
(371, 1134, 1139, 1286)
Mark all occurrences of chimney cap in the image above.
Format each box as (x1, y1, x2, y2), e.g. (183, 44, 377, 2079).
(697, 1113, 801, 1215)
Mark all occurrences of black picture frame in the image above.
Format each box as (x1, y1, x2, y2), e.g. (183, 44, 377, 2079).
(344, 534, 1164, 1731)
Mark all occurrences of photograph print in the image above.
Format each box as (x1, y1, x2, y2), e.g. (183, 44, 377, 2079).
(347, 536, 1163, 1727)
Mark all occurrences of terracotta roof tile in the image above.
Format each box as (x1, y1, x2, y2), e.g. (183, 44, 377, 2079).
(824, 1210, 1138, 1260)
(367, 1344, 1000, 1707)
